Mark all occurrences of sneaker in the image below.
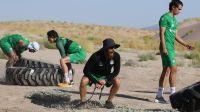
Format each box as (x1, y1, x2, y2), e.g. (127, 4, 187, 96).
(104, 101, 115, 109)
(70, 81, 74, 85)
(154, 96, 167, 103)
(75, 101, 88, 109)
(58, 82, 72, 88)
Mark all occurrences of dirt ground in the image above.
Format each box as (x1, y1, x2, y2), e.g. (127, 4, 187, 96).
(0, 49, 199, 112)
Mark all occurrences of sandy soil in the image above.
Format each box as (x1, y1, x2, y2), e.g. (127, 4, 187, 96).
(0, 49, 199, 112)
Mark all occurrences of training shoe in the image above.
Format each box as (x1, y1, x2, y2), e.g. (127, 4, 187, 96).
(104, 101, 115, 109)
(154, 96, 167, 103)
(58, 82, 72, 88)
(70, 81, 74, 85)
(75, 101, 88, 109)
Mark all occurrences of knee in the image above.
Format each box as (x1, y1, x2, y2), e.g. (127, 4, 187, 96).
(80, 76, 89, 87)
(60, 58, 64, 64)
(171, 67, 177, 74)
(60, 57, 70, 64)
(113, 77, 121, 88)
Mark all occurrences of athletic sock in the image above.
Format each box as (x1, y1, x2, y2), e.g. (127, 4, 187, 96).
(68, 69, 73, 81)
(64, 72, 70, 83)
(156, 87, 164, 97)
(170, 87, 176, 94)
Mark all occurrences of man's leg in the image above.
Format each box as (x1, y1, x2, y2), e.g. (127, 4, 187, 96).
(157, 67, 170, 96)
(155, 67, 170, 103)
(60, 57, 70, 83)
(169, 66, 177, 94)
(67, 63, 74, 83)
(104, 77, 120, 109)
(107, 77, 120, 102)
(79, 76, 90, 103)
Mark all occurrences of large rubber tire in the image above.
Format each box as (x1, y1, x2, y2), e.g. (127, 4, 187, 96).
(6, 67, 64, 86)
(13, 58, 60, 68)
(5, 58, 64, 86)
(170, 81, 200, 112)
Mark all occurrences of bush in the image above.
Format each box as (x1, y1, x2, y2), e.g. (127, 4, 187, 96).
(37, 38, 56, 49)
(183, 41, 200, 67)
(124, 59, 139, 67)
(121, 35, 159, 50)
(138, 53, 157, 62)
(0, 50, 7, 59)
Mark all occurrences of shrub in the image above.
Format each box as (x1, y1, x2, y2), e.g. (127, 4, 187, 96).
(138, 53, 157, 61)
(0, 50, 7, 59)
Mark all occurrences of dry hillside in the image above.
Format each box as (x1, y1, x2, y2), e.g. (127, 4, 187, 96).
(178, 18, 200, 40)
(0, 20, 155, 41)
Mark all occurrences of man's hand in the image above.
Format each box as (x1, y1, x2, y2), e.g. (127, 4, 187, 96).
(163, 48, 168, 55)
(186, 45, 195, 50)
(13, 55, 19, 64)
(95, 83, 103, 89)
(98, 80, 106, 85)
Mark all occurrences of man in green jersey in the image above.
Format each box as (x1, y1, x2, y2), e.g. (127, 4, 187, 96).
(0, 34, 40, 67)
(155, 0, 194, 103)
(47, 30, 87, 87)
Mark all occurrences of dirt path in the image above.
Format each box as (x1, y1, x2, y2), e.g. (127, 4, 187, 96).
(0, 49, 199, 112)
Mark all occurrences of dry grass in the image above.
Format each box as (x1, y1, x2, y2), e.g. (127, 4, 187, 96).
(0, 20, 157, 52)
(0, 50, 7, 59)
(0, 20, 155, 40)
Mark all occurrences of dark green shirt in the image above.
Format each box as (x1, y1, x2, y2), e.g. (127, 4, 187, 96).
(83, 49, 121, 83)
(56, 37, 83, 58)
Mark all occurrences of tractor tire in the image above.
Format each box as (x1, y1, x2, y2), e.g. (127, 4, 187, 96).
(13, 58, 60, 68)
(6, 67, 64, 86)
(170, 81, 200, 112)
(5, 58, 65, 86)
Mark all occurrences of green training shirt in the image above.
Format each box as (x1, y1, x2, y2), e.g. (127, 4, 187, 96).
(159, 12, 177, 51)
(0, 34, 30, 53)
(56, 37, 83, 58)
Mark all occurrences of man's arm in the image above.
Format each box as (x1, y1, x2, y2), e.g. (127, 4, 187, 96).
(56, 41, 66, 58)
(106, 53, 121, 82)
(83, 54, 98, 83)
(160, 27, 168, 55)
(175, 32, 194, 50)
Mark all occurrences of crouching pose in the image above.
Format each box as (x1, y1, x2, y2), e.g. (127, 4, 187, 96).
(0, 34, 39, 67)
(79, 38, 121, 109)
(47, 30, 87, 87)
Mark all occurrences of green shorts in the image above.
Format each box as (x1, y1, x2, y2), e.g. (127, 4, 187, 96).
(86, 74, 112, 88)
(0, 41, 13, 55)
(69, 49, 86, 63)
(160, 50, 176, 67)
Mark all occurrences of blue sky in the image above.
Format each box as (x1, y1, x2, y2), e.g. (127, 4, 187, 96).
(0, 0, 199, 28)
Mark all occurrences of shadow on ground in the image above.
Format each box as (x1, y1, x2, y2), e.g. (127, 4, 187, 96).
(25, 90, 103, 110)
(55, 89, 152, 102)
(25, 90, 178, 112)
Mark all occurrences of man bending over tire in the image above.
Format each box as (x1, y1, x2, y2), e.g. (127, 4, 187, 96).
(0, 34, 40, 67)
(79, 38, 121, 109)
(47, 30, 87, 87)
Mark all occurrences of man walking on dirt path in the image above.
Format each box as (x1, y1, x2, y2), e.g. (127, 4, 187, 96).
(155, 0, 194, 103)
(79, 38, 121, 109)
(47, 30, 87, 87)
(0, 34, 40, 67)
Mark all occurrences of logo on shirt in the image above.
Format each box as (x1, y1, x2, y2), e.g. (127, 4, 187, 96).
(172, 59, 176, 64)
(99, 61, 103, 66)
(110, 59, 114, 65)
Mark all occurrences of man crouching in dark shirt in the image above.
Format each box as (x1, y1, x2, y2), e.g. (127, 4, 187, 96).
(79, 38, 121, 109)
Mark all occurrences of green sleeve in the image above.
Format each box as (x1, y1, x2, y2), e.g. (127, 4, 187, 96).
(56, 39, 66, 58)
(159, 16, 167, 28)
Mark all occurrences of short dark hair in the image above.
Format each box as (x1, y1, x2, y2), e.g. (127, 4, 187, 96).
(169, 0, 183, 11)
(47, 30, 59, 38)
